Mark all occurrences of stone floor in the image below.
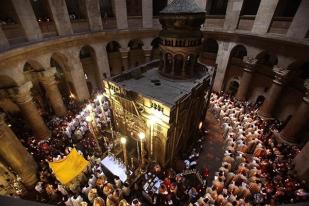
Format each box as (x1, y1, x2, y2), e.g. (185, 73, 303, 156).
(197, 111, 225, 186)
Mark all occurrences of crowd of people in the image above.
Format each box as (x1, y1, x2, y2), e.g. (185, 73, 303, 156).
(191, 92, 308, 205)
(3, 88, 309, 206)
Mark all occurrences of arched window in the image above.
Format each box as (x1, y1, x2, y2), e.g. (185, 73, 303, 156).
(174, 54, 184, 76)
(165, 53, 173, 73)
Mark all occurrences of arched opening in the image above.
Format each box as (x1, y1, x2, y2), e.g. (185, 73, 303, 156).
(153, 0, 168, 16)
(237, 0, 261, 31)
(30, 0, 57, 37)
(106, 41, 122, 76)
(151, 38, 162, 60)
(230, 45, 247, 61)
(51, 53, 78, 99)
(0, 0, 27, 44)
(223, 45, 247, 92)
(202, 38, 219, 66)
(174, 54, 184, 76)
(65, 0, 89, 33)
(165, 53, 173, 73)
(256, 51, 278, 75)
(126, 0, 142, 29)
(79, 45, 101, 95)
(270, 0, 302, 34)
(256, 51, 278, 67)
(23, 62, 49, 114)
(128, 39, 145, 68)
(226, 79, 240, 96)
(99, 0, 116, 29)
(50, 57, 71, 103)
(185, 54, 195, 76)
(208, 0, 229, 15)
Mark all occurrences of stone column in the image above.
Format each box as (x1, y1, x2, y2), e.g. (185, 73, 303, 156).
(38, 68, 67, 117)
(224, 0, 244, 31)
(252, 0, 279, 34)
(258, 66, 290, 119)
(287, 0, 309, 40)
(85, 0, 103, 32)
(213, 41, 236, 92)
(277, 79, 309, 144)
(11, 0, 43, 41)
(47, 0, 73, 36)
(0, 27, 9, 50)
(142, 0, 153, 28)
(114, 0, 128, 30)
(293, 142, 309, 187)
(236, 56, 257, 101)
(0, 113, 38, 188)
(143, 46, 152, 62)
(7, 82, 50, 139)
(92, 43, 111, 80)
(120, 48, 129, 70)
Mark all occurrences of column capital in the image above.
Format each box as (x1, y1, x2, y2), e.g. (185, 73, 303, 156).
(37, 67, 57, 86)
(6, 82, 33, 104)
(272, 66, 290, 85)
(242, 56, 258, 72)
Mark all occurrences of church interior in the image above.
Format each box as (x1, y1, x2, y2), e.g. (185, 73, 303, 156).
(0, 0, 309, 205)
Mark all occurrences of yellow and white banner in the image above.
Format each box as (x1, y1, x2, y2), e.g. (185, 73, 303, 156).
(48, 148, 88, 185)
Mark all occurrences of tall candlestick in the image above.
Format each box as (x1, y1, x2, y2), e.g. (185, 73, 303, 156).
(121, 137, 128, 167)
(139, 132, 145, 168)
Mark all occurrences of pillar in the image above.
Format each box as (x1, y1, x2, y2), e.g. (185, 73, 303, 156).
(85, 0, 103, 32)
(120, 48, 129, 70)
(235, 56, 257, 101)
(92, 43, 111, 80)
(287, 0, 309, 40)
(213, 41, 235, 92)
(143, 46, 152, 62)
(114, 0, 128, 30)
(0, 113, 38, 188)
(142, 0, 153, 28)
(224, 0, 244, 31)
(7, 82, 50, 139)
(11, 0, 43, 41)
(38, 68, 67, 117)
(293, 142, 309, 188)
(252, 0, 279, 34)
(47, 0, 73, 36)
(0, 27, 9, 50)
(277, 80, 309, 144)
(258, 66, 290, 119)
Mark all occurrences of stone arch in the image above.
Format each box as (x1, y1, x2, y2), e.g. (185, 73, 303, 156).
(185, 54, 195, 76)
(174, 54, 184, 76)
(50, 52, 71, 72)
(151, 37, 162, 60)
(106, 41, 122, 76)
(230, 44, 247, 60)
(128, 39, 145, 68)
(50, 53, 75, 99)
(256, 51, 278, 67)
(79, 45, 101, 94)
(165, 53, 173, 73)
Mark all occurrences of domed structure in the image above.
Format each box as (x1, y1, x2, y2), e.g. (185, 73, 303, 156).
(159, 0, 206, 79)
